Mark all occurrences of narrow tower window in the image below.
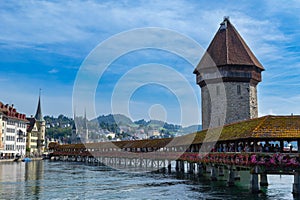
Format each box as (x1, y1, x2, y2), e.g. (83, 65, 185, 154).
(237, 85, 241, 95)
(216, 85, 220, 96)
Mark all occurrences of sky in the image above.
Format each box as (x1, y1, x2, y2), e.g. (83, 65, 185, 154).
(0, 0, 299, 126)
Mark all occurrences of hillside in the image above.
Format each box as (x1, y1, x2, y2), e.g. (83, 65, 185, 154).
(44, 114, 202, 142)
(93, 114, 134, 126)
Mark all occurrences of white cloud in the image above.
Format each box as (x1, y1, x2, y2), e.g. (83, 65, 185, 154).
(48, 68, 58, 74)
(0, 1, 290, 65)
(1, 0, 299, 123)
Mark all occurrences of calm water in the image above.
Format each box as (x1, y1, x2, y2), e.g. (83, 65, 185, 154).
(0, 160, 297, 200)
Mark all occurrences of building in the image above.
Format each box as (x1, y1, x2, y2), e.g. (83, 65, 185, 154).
(194, 17, 264, 129)
(71, 109, 89, 144)
(71, 111, 81, 144)
(71, 116, 77, 143)
(0, 102, 27, 158)
(82, 109, 89, 143)
(26, 94, 45, 156)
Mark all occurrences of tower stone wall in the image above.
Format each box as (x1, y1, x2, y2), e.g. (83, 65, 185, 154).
(201, 82, 258, 129)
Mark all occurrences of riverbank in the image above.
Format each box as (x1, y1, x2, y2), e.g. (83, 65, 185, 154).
(0, 157, 43, 163)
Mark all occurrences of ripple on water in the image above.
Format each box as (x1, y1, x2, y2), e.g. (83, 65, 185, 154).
(0, 161, 296, 200)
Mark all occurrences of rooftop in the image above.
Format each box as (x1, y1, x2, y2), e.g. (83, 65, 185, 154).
(195, 17, 264, 72)
(0, 101, 27, 122)
(53, 115, 300, 149)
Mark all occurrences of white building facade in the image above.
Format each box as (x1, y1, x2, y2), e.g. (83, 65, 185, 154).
(0, 102, 27, 159)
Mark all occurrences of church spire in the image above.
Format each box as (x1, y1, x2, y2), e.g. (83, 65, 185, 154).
(72, 108, 76, 130)
(35, 89, 44, 121)
(83, 108, 87, 129)
(83, 108, 88, 143)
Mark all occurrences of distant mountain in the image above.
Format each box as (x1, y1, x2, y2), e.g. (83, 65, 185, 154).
(45, 113, 202, 141)
(93, 114, 134, 126)
(178, 125, 202, 135)
(93, 114, 200, 135)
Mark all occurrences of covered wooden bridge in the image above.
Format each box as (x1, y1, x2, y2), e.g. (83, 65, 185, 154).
(49, 115, 300, 194)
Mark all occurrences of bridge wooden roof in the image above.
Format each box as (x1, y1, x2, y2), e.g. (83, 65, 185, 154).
(54, 115, 300, 150)
(191, 115, 300, 143)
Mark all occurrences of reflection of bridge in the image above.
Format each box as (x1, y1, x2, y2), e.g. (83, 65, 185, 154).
(50, 115, 300, 195)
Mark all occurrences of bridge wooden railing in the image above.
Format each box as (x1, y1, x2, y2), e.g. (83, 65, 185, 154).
(50, 148, 300, 169)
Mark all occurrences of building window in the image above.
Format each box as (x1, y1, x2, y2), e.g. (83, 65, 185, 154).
(216, 85, 220, 96)
(6, 128, 15, 133)
(7, 120, 15, 125)
(237, 85, 241, 95)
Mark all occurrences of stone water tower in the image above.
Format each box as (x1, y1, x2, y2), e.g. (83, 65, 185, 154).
(194, 17, 264, 130)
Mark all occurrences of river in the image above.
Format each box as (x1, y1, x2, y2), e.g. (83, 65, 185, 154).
(0, 160, 296, 199)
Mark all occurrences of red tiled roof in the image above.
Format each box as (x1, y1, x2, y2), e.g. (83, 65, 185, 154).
(0, 101, 28, 122)
(195, 18, 264, 71)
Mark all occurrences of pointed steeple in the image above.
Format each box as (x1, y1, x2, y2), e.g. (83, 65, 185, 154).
(195, 17, 264, 72)
(83, 108, 87, 129)
(35, 89, 44, 121)
(83, 108, 88, 143)
(72, 108, 76, 130)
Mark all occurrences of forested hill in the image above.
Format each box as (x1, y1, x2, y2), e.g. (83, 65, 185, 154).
(44, 114, 202, 141)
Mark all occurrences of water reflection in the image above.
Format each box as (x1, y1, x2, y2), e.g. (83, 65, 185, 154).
(0, 161, 298, 199)
(0, 161, 43, 199)
(25, 160, 44, 199)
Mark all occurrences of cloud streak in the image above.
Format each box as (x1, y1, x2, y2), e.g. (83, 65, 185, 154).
(0, 0, 299, 123)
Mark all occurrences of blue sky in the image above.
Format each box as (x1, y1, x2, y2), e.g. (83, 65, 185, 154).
(0, 0, 299, 126)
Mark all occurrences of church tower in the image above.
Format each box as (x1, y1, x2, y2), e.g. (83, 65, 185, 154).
(71, 110, 77, 144)
(35, 92, 45, 155)
(194, 17, 264, 130)
(83, 109, 89, 143)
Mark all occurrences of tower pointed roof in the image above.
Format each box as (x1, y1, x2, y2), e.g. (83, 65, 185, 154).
(35, 93, 44, 121)
(195, 17, 264, 71)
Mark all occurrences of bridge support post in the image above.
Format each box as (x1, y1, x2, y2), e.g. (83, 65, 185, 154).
(140, 158, 143, 168)
(151, 160, 154, 169)
(198, 163, 203, 176)
(161, 160, 166, 173)
(211, 165, 217, 181)
(175, 161, 179, 171)
(145, 159, 148, 169)
(293, 172, 300, 195)
(180, 161, 185, 173)
(189, 162, 194, 174)
(218, 166, 224, 177)
(250, 173, 259, 193)
(157, 160, 160, 171)
(227, 167, 235, 186)
(260, 173, 268, 186)
(167, 160, 171, 173)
